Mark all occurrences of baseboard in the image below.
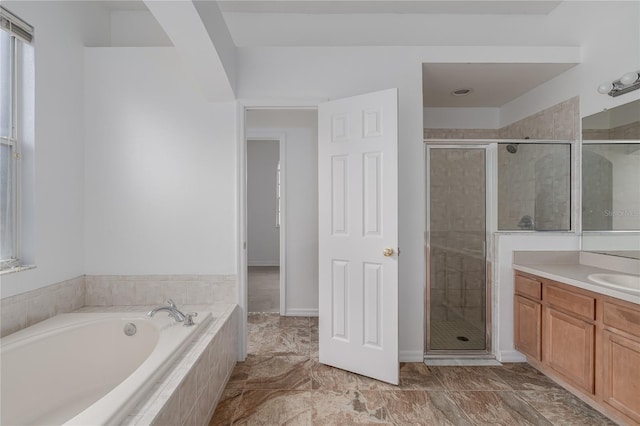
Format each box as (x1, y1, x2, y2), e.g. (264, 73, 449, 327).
(248, 261, 280, 267)
(399, 350, 424, 362)
(497, 350, 527, 363)
(285, 308, 318, 317)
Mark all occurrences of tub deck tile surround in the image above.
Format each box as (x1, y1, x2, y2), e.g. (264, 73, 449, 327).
(209, 313, 616, 426)
(0, 276, 85, 337)
(85, 275, 237, 306)
(1, 274, 236, 338)
(75, 303, 238, 426)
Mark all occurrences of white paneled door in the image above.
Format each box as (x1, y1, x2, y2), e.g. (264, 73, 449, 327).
(318, 89, 399, 385)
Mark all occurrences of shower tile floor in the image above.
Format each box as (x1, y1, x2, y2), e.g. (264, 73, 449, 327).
(208, 313, 617, 425)
(430, 320, 486, 351)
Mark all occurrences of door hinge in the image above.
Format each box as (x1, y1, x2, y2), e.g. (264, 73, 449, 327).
(243, 241, 247, 250)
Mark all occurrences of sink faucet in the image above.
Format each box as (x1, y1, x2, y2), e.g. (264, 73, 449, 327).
(147, 299, 192, 323)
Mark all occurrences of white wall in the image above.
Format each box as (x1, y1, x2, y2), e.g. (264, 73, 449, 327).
(83, 47, 237, 275)
(498, 2, 640, 125)
(246, 110, 318, 315)
(0, 1, 109, 298)
(109, 10, 172, 47)
(247, 140, 280, 266)
(236, 1, 639, 360)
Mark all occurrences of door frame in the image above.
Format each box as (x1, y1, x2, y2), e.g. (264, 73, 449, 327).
(424, 142, 495, 357)
(236, 100, 321, 361)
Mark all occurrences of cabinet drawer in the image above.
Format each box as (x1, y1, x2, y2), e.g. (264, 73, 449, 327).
(515, 274, 542, 300)
(544, 284, 595, 321)
(604, 302, 640, 339)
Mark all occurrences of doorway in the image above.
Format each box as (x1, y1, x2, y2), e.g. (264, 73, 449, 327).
(246, 139, 282, 313)
(426, 145, 490, 355)
(240, 108, 319, 333)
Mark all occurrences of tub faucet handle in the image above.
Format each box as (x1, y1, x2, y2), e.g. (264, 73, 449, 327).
(167, 299, 177, 308)
(184, 312, 198, 327)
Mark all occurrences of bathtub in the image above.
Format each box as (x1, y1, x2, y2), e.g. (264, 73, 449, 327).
(0, 311, 212, 426)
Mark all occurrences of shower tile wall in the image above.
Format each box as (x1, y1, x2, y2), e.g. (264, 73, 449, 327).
(498, 97, 579, 140)
(424, 128, 499, 139)
(424, 98, 578, 231)
(498, 144, 571, 230)
(424, 97, 579, 141)
(430, 149, 486, 328)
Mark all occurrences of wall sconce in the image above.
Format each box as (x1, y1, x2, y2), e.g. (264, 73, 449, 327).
(597, 71, 640, 97)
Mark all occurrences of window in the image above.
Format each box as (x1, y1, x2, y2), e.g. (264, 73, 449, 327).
(1, 6, 33, 271)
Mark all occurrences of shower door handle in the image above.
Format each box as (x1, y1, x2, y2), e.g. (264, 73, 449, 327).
(383, 247, 394, 257)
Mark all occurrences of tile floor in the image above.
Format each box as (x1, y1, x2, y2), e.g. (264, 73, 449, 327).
(209, 313, 617, 425)
(248, 266, 280, 313)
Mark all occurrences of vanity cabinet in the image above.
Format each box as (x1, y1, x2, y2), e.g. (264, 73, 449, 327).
(602, 301, 640, 423)
(514, 275, 542, 360)
(514, 271, 640, 425)
(543, 283, 596, 394)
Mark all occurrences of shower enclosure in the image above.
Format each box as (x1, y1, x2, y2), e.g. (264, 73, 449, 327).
(424, 141, 572, 356)
(426, 145, 489, 353)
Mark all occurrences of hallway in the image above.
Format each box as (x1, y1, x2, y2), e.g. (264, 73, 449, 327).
(248, 267, 280, 313)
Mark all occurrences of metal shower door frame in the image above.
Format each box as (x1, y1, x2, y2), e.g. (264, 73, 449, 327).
(424, 142, 494, 357)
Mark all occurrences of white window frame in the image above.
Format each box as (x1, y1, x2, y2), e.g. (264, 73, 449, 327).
(1, 6, 32, 271)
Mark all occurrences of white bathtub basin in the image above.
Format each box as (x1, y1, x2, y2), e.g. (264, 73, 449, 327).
(0, 311, 212, 426)
(588, 273, 640, 294)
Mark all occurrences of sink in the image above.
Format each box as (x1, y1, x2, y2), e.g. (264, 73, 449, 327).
(587, 273, 640, 294)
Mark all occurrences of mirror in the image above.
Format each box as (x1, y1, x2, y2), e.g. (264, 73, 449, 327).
(582, 100, 640, 259)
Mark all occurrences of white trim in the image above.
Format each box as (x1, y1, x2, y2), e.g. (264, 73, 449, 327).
(496, 350, 527, 363)
(285, 308, 318, 317)
(399, 350, 424, 362)
(236, 101, 247, 361)
(247, 261, 280, 267)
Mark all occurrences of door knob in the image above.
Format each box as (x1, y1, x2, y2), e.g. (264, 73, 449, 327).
(383, 247, 394, 257)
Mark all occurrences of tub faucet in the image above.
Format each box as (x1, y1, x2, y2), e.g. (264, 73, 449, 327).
(147, 299, 187, 322)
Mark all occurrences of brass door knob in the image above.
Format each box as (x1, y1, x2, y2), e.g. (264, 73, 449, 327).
(383, 248, 394, 257)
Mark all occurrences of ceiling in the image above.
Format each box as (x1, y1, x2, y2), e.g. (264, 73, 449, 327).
(422, 63, 578, 107)
(101, 0, 563, 15)
(216, 1, 562, 15)
(97, 0, 580, 107)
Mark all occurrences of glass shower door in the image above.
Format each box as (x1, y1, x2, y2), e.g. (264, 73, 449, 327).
(427, 146, 487, 352)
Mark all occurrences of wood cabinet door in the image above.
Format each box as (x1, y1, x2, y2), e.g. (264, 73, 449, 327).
(514, 295, 542, 360)
(602, 330, 640, 423)
(544, 307, 595, 394)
